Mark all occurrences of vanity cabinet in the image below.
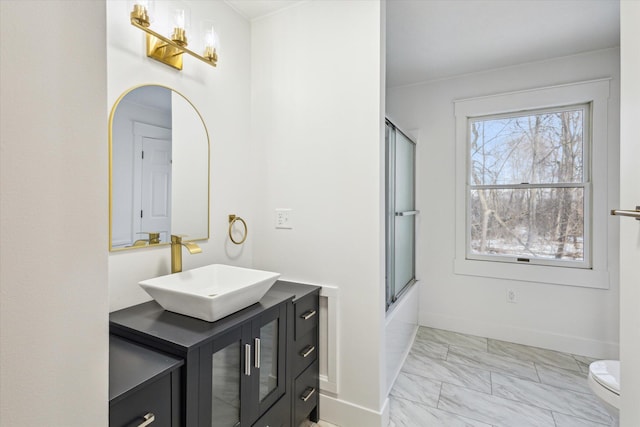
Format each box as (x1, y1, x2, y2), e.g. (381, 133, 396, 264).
(277, 282, 320, 427)
(109, 335, 183, 427)
(110, 281, 320, 427)
(198, 303, 287, 426)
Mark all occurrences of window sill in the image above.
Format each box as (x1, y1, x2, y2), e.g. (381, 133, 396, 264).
(454, 258, 610, 289)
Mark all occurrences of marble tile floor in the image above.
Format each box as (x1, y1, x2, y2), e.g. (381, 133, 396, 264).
(388, 326, 613, 427)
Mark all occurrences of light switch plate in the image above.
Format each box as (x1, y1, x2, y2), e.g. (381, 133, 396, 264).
(275, 209, 293, 229)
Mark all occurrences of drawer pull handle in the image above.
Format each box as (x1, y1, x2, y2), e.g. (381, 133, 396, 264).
(301, 345, 316, 358)
(301, 310, 317, 320)
(137, 413, 155, 427)
(300, 387, 316, 402)
(244, 344, 251, 376)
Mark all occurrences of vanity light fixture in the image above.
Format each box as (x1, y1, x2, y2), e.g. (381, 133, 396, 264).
(129, 0, 218, 70)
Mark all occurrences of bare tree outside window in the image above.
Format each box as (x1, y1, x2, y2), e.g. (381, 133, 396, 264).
(468, 105, 589, 265)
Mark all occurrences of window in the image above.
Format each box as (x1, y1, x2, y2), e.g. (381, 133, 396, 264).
(468, 104, 590, 268)
(454, 80, 611, 288)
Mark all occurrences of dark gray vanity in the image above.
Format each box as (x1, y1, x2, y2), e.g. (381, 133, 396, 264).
(109, 281, 320, 427)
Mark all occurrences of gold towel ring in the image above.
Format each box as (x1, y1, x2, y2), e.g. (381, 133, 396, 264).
(228, 214, 248, 245)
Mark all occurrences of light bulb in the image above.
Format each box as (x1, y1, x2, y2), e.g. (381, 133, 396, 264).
(205, 26, 217, 49)
(170, 4, 190, 46)
(174, 9, 185, 29)
(202, 22, 218, 64)
(171, 2, 190, 30)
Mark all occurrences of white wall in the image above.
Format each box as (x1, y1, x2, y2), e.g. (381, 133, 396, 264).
(618, 3, 640, 425)
(383, 2, 419, 399)
(107, 0, 255, 311)
(387, 49, 620, 358)
(250, 1, 387, 425)
(0, 1, 108, 425)
(171, 91, 209, 240)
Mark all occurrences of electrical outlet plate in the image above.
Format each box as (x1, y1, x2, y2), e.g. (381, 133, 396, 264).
(275, 208, 292, 229)
(506, 289, 517, 303)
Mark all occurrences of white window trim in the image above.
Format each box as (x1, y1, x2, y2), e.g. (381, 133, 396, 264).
(454, 79, 611, 289)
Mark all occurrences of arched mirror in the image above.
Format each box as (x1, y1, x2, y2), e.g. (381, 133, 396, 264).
(109, 85, 209, 251)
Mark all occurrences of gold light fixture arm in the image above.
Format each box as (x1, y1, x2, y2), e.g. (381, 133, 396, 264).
(130, 18, 217, 70)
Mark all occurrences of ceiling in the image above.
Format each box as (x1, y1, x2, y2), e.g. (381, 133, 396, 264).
(386, 0, 620, 87)
(224, 0, 620, 88)
(224, 0, 301, 20)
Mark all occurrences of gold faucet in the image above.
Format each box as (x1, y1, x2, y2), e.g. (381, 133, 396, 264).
(171, 235, 202, 273)
(148, 232, 161, 245)
(131, 232, 161, 247)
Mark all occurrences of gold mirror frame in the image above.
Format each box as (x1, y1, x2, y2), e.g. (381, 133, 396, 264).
(109, 84, 210, 251)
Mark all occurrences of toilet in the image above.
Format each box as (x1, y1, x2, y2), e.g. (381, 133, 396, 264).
(588, 360, 620, 425)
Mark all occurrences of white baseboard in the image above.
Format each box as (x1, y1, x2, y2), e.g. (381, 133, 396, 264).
(319, 393, 386, 427)
(420, 312, 619, 359)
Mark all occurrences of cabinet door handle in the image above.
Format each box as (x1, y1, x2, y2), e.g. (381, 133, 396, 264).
(300, 387, 316, 402)
(301, 310, 317, 320)
(254, 338, 261, 368)
(300, 345, 315, 358)
(136, 413, 155, 427)
(244, 344, 251, 376)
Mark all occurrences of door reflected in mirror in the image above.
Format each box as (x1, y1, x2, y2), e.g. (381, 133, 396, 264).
(109, 85, 209, 251)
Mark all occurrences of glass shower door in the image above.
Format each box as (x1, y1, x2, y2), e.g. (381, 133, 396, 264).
(386, 120, 417, 310)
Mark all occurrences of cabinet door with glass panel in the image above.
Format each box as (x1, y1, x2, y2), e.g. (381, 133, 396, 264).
(198, 303, 287, 427)
(250, 304, 287, 421)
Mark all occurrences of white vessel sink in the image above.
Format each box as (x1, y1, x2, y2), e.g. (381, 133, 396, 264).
(139, 264, 280, 322)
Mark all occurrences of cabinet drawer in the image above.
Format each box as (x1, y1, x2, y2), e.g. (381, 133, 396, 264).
(293, 360, 319, 427)
(294, 294, 318, 340)
(252, 394, 289, 427)
(293, 327, 317, 378)
(110, 375, 174, 427)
